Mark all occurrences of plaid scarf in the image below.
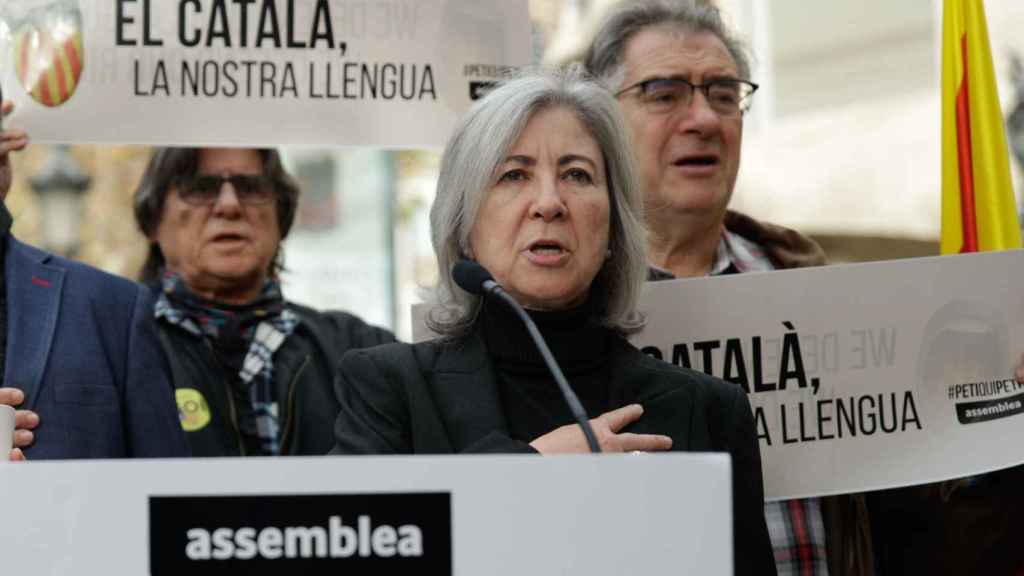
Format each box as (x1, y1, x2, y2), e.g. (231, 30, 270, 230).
(155, 272, 298, 455)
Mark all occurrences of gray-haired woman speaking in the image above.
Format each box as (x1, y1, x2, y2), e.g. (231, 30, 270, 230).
(332, 69, 775, 576)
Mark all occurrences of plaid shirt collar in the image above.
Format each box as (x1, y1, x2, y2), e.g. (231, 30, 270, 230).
(648, 228, 776, 280)
(713, 227, 775, 274)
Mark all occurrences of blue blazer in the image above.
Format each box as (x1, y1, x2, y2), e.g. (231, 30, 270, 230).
(4, 237, 188, 459)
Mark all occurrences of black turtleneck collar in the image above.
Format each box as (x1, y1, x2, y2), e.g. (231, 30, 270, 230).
(479, 292, 617, 443)
(480, 293, 612, 376)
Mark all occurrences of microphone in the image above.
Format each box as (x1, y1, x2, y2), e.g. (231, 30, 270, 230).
(452, 260, 601, 453)
(452, 259, 499, 296)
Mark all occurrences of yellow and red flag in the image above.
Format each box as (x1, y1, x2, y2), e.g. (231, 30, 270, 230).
(941, 0, 1022, 254)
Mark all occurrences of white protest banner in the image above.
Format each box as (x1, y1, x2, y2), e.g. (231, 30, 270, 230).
(0, 0, 530, 148)
(634, 250, 1024, 501)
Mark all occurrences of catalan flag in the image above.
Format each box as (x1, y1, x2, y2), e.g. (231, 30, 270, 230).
(12, 5, 84, 108)
(941, 0, 1022, 254)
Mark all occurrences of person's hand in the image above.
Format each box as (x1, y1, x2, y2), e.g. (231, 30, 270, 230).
(0, 388, 39, 449)
(529, 404, 673, 454)
(724, 209, 827, 269)
(1, 100, 30, 200)
(8, 448, 25, 461)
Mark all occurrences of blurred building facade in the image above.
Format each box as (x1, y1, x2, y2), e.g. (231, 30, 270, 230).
(537, 0, 1024, 262)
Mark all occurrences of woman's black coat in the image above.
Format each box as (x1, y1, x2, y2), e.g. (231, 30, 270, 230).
(333, 331, 777, 576)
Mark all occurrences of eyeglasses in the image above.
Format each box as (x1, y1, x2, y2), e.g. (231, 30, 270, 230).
(616, 77, 759, 117)
(176, 174, 275, 206)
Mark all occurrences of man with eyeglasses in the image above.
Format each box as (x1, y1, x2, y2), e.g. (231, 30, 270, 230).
(584, 2, 865, 576)
(0, 98, 187, 460)
(132, 147, 394, 457)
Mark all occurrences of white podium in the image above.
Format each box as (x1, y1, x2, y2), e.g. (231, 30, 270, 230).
(1, 453, 732, 575)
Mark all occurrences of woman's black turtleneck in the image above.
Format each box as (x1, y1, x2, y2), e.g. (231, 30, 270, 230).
(480, 294, 616, 444)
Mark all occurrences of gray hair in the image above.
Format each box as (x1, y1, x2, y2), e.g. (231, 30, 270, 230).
(583, 0, 752, 90)
(427, 67, 648, 338)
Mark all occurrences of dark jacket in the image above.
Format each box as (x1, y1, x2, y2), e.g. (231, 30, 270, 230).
(332, 331, 777, 576)
(867, 466, 1024, 575)
(157, 301, 394, 456)
(6, 237, 187, 459)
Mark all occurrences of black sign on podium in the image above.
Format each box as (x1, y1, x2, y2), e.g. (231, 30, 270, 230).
(149, 492, 452, 575)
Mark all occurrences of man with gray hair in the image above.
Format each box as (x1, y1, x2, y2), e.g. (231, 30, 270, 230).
(584, 2, 868, 576)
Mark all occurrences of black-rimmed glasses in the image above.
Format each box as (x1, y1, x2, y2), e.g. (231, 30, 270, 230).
(176, 174, 275, 206)
(616, 77, 759, 117)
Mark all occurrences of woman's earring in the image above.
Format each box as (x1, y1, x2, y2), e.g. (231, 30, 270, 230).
(605, 249, 613, 260)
